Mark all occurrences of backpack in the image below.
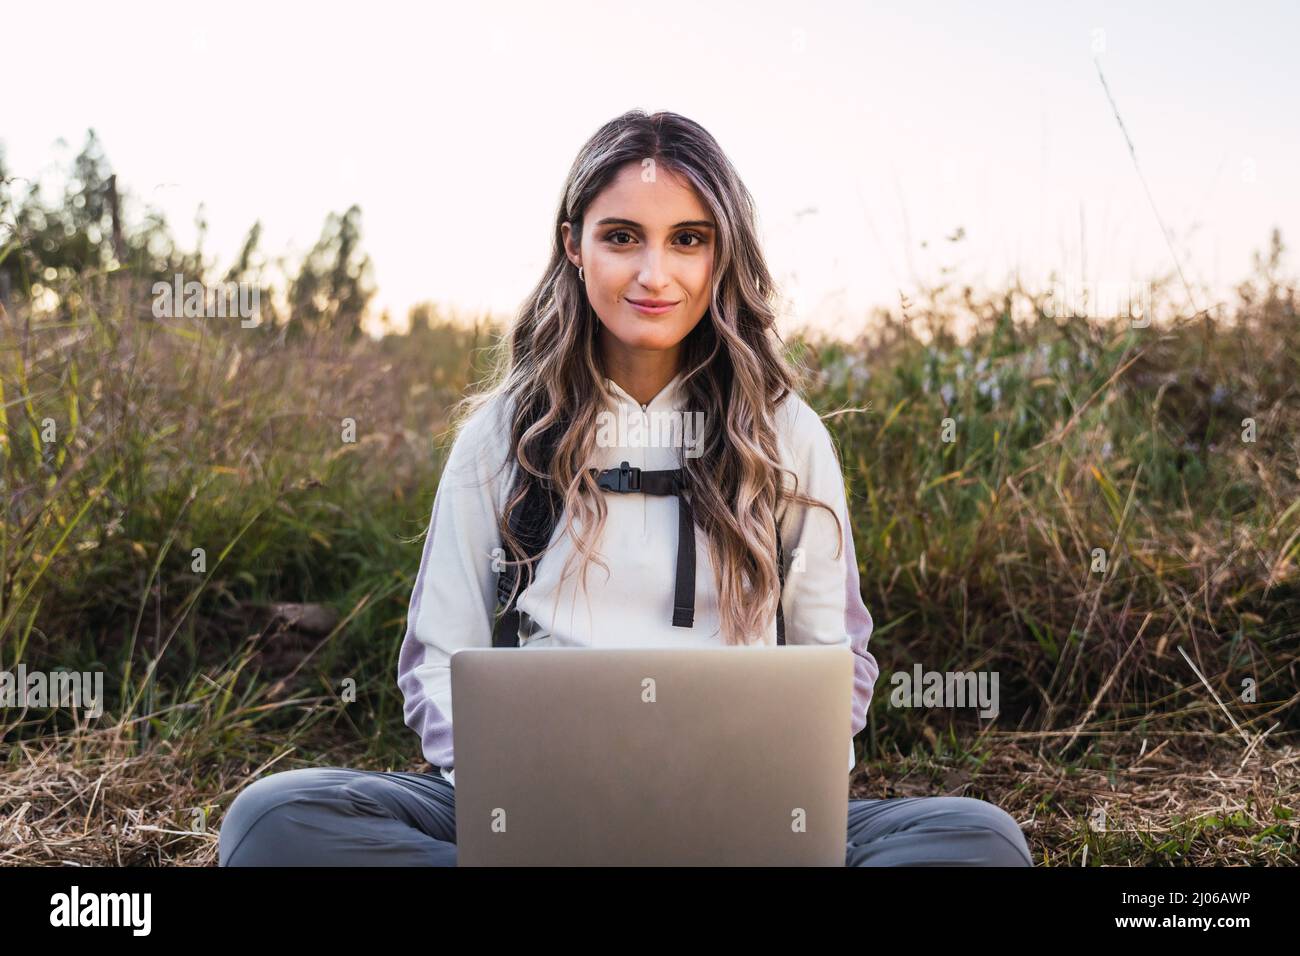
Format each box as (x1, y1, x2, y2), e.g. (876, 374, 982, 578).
(490, 458, 787, 647)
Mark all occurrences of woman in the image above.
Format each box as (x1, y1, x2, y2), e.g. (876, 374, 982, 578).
(219, 110, 1032, 867)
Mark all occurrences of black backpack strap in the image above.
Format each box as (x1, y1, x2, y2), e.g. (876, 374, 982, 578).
(670, 478, 696, 627)
(591, 462, 696, 628)
(491, 466, 562, 647)
(491, 606, 523, 648)
(775, 515, 786, 646)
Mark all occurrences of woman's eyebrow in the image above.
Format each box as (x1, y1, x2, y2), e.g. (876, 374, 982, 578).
(594, 217, 716, 230)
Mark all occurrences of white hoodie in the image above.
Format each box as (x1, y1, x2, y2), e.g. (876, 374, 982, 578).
(397, 370, 880, 786)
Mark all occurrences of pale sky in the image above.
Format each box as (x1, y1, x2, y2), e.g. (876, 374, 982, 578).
(4, 0, 1296, 339)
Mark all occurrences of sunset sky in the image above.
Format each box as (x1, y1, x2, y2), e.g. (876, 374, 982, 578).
(4, 0, 1296, 338)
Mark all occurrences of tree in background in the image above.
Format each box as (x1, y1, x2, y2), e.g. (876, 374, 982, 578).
(285, 204, 375, 341)
(0, 130, 374, 340)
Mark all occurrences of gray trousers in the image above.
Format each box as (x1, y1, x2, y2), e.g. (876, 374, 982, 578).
(218, 766, 1032, 866)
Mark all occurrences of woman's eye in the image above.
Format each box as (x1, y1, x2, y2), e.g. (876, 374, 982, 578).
(605, 230, 707, 247)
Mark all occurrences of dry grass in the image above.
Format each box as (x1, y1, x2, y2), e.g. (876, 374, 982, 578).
(854, 735, 1298, 866)
(2, 725, 1293, 866)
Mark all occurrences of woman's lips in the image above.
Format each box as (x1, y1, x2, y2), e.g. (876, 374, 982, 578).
(627, 299, 678, 315)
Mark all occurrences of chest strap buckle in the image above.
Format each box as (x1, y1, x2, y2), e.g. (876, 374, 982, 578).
(595, 460, 641, 493)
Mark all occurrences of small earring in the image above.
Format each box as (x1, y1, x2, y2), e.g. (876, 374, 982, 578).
(577, 265, 584, 282)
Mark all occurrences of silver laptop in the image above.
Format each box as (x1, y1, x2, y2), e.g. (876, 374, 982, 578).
(451, 645, 852, 866)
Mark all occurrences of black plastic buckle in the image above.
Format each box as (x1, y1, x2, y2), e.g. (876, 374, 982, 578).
(596, 460, 641, 493)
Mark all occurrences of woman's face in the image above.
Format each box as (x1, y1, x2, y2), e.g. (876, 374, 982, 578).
(562, 161, 715, 362)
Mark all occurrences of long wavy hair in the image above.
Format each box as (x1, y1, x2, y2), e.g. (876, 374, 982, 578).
(450, 109, 842, 646)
